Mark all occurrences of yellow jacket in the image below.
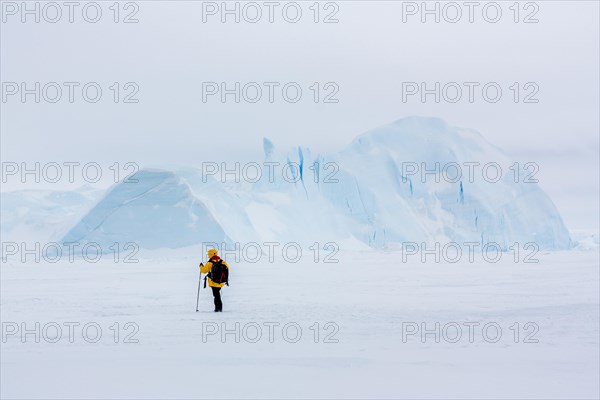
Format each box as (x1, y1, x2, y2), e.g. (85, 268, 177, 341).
(200, 257, 230, 288)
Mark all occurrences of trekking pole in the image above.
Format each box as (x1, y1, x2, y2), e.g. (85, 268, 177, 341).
(195, 263, 203, 312)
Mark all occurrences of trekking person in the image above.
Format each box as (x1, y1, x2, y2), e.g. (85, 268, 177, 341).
(200, 249, 230, 312)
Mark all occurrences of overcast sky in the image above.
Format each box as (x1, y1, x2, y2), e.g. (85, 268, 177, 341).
(1, 0, 598, 228)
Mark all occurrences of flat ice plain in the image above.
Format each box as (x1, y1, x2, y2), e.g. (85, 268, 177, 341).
(1, 244, 598, 399)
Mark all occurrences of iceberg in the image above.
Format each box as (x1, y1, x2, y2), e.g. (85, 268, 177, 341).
(52, 117, 571, 251)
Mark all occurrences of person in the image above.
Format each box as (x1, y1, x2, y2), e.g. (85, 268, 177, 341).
(200, 249, 230, 312)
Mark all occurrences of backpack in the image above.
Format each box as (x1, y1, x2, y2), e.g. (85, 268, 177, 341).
(209, 259, 229, 285)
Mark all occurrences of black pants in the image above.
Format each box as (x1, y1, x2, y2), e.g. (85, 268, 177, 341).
(211, 286, 222, 311)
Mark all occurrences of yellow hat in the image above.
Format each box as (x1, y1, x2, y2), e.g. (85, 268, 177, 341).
(208, 249, 218, 258)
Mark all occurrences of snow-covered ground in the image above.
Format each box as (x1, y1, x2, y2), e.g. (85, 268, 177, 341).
(1, 245, 598, 399)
